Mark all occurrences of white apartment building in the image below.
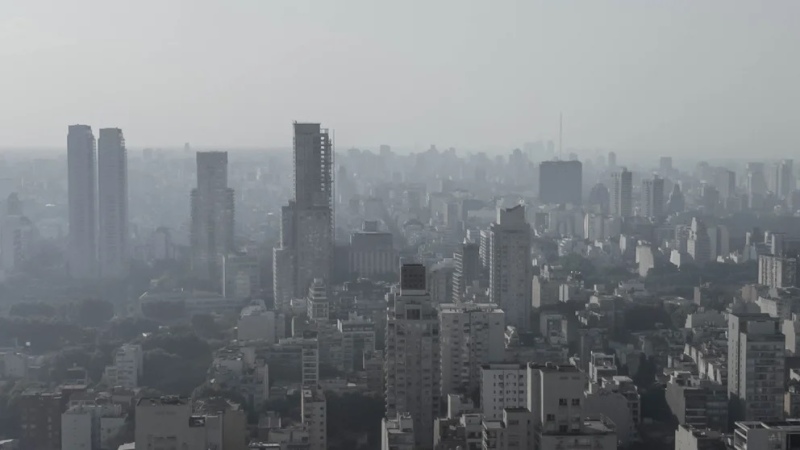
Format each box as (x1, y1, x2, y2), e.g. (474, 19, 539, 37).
(440, 303, 505, 398)
(237, 304, 277, 343)
(61, 405, 93, 450)
(385, 264, 440, 449)
(675, 424, 725, 450)
(62, 403, 125, 450)
(381, 413, 414, 450)
(480, 363, 528, 420)
(307, 279, 329, 321)
(103, 344, 143, 389)
(301, 388, 326, 450)
(337, 313, 376, 373)
(733, 420, 800, 450)
(728, 312, 785, 422)
(589, 352, 618, 384)
(759, 254, 798, 289)
(529, 363, 618, 450)
(488, 205, 532, 331)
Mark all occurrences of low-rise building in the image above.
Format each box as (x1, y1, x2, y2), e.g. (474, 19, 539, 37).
(382, 413, 415, 450)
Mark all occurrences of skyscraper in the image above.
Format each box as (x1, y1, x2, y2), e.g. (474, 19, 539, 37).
(488, 205, 532, 331)
(67, 125, 98, 279)
(728, 313, 785, 422)
(776, 159, 795, 199)
(607, 151, 617, 168)
(385, 264, 440, 449)
(667, 183, 685, 215)
(611, 168, 633, 218)
(273, 123, 334, 307)
(538, 160, 582, 205)
(687, 217, 711, 264)
(439, 303, 505, 398)
(642, 175, 665, 219)
(190, 152, 234, 285)
(659, 156, 673, 174)
(452, 240, 481, 302)
(97, 128, 129, 278)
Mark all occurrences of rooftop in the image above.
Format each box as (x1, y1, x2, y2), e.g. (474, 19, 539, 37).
(137, 396, 189, 407)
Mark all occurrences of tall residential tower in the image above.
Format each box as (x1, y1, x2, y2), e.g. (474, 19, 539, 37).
(67, 125, 98, 279)
(611, 168, 633, 218)
(97, 128, 129, 278)
(488, 205, 532, 331)
(385, 264, 440, 449)
(190, 152, 235, 285)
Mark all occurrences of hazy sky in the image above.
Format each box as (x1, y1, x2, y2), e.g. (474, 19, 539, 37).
(1, 0, 798, 156)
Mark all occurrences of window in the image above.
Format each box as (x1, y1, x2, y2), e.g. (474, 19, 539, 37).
(559, 398, 568, 406)
(572, 399, 581, 406)
(546, 414, 555, 422)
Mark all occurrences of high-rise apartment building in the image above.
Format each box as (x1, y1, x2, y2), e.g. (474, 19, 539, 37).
(301, 388, 327, 450)
(611, 168, 633, 218)
(480, 363, 528, 420)
(337, 313, 376, 373)
(642, 175, 665, 219)
(538, 160, 582, 205)
(97, 128, 129, 278)
(776, 159, 795, 199)
(385, 264, 440, 449)
(759, 254, 799, 288)
(274, 123, 334, 307)
(67, 125, 98, 279)
(688, 217, 711, 264)
(488, 205, 531, 331)
(728, 313, 785, 422)
(439, 303, 505, 397)
(190, 152, 234, 285)
(452, 240, 481, 302)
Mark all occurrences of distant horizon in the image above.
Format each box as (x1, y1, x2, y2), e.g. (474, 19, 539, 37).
(2, 1, 799, 159)
(1, 143, 792, 166)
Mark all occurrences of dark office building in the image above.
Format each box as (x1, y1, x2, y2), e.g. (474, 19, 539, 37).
(539, 160, 582, 205)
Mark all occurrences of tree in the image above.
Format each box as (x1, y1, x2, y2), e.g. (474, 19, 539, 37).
(191, 314, 223, 340)
(326, 393, 385, 450)
(141, 301, 186, 321)
(139, 332, 212, 395)
(9, 302, 56, 318)
(100, 317, 160, 342)
(76, 299, 115, 327)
